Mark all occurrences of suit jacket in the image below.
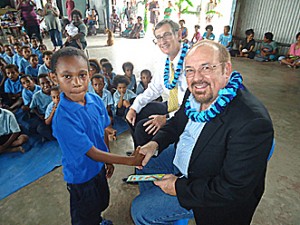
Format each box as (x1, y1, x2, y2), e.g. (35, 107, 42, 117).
(152, 87, 274, 225)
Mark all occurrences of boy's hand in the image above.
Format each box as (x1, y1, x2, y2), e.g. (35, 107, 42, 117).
(123, 99, 130, 108)
(105, 163, 114, 178)
(129, 147, 145, 166)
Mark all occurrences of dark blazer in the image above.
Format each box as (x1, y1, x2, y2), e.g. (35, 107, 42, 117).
(152, 87, 274, 225)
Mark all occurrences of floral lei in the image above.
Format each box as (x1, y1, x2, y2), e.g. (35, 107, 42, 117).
(164, 43, 189, 90)
(185, 71, 244, 123)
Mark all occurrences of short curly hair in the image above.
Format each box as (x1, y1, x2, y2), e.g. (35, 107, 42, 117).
(71, 9, 83, 19)
(113, 75, 130, 87)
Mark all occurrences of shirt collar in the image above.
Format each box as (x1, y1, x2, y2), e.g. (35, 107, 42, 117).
(60, 92, 94, 112)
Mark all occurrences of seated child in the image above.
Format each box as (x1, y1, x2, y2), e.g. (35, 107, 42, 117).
(38, 50, 53, 76)
(99, 57, 109, 74)
(203, 25, 215, 40)
(136, 69, 152, 95)
(219, 25, 232, 50)
(102, 62, 116, 92)
(25, 54, 41, 80)
(19, 46, 32, 73)
(113, 75, 136, 117)
(45, 86, 60, 125)
(280, 32, 300, 69)
(122, 62, 136, 92)
(3, 45, 14, 64)
(21, 34, 31, 47)
(255, 32, 278, 61)
(12, 42, 23, 69)
(88, 59, 101, 93)
(37, 44, 47, 64)
(0, 108, 29, 154)
(0, 57, 7, 93)
(91, 74, 116, 141)
(51, 47, 144, 225)
(0, 42, 5, 59)
(29, 73, 54, 141)
(4, 64, 23, 111)
(30, 37, 40, 55)
(191, 25, 202, 44)
(20, 74, 41, 111)
(121, 17, 134, 37)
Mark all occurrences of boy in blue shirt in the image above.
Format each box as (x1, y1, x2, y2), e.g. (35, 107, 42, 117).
(25, 54, 41, 80)
(30, 37, 40, 55)
(218, 25, 232, 50)
(12, 42, 23, 69)
(45, 86, 60, 126)
(20, 74, 41, 111)
(19, 46, 31, 73)
(3, 45, 14, 64)
(38, 50, 53, 76)
(51, 47, 143, 225)
(4, 64, 23, 111)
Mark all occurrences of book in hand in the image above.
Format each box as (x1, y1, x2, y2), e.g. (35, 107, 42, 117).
(126, 174, 165, 182)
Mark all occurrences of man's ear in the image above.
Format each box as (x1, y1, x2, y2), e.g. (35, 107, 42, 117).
(224, 62, 232, 79)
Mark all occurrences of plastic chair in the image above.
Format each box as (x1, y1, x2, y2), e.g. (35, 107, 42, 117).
(173, 218, 189, 225)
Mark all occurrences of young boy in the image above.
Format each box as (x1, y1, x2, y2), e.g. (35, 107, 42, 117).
(37, 44, 47, 64)
(45, 86, 60, 125)
(102, 62, 116, 92)
(25, 54, 41, 80)
(113, 75, 136, 117)
(51, 47, 143, 225)
(12, 42, 23, 69)
(29, 73, 54, 141)
(4, 64, 23, 111)
(122, 61, 136, 92)
(38, 50, 53, 76)
(136, 69, 152, 95)
(30, 37, 40, 55)
(3, 45, 14, 64)
(0, 108, 29, 154)
(218, 25, 232, 50)
(20, 74, 41, 111)
(19, 46, 31, 73)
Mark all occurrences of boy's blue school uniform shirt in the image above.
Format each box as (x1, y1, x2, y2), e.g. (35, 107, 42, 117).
(52, 92, 110, 184)
(99, 89, 113, 108)
(19, 58, 30, 73)
(13, 53, 23, 68)
(104, 72, 116, 89)
(38, 63, 52, 75)
(22, 84, 41, 106)
(3, 54, 13, 64)
(45, 101, 55, 119)
(127, 74, 136, 91)
(113, 89, 136, 111)
(25, 64, 41, 78)
(136, 81, 145, 95)
(30, 90, 52, 115)
(4, 77, 23, 94)
(219, 33, 233, 48)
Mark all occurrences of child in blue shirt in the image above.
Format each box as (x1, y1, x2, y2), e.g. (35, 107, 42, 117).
(19, 46, 31, 73)
(0, 42, 5, 59)
(12, 42, 23, 69)
(113, 75, 136, 117)
(20, 74, 41, 111)
(136, 69, 152, 95)
(122, 61, 136, 92)
(45, 86, 60, 126)
(37, 44, 47, 64)
(51, 47, 143, 225)
(3, 45, 14, 64)
(38, 50, 53, 75)
(219, 25, 233, 50)
(30, 37, 40, 55)
(102, 61, 116, 92)
(203, 24, 215, 40)
(4, 64, 23, 111)
(25, 54, 41, 80)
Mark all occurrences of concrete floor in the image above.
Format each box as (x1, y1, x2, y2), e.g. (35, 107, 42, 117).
(1, 34, 300, 225)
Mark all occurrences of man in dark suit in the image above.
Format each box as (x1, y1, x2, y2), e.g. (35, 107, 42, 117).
(131, 40, 274, 225)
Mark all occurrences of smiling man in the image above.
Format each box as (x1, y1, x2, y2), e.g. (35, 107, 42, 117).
(126, 19, 189, 149)
(131, 40, 274, 225)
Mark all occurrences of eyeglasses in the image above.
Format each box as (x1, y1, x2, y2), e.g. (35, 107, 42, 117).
(153, 32, 173, 44)
(184, 63, 223, 78)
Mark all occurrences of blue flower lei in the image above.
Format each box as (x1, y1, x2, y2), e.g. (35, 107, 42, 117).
(185, 71, 244, 123)
(164, 43, 189, 90)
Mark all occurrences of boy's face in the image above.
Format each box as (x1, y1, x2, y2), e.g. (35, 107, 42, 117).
(224, 27, 229, 34)
(22, 48, 31, 59)
(124, 67, 132, 77)
(44, 54, 52, 67)
(21, 76, 35, 91)
(14, 45, 22, 55)
(92, 77, 104, 94)
(39, 76, 52, 95)
(5, 68, 19, 81)
(4, 46, 13, 56)
(55, 56, 89, 104)
(39, 45, 47, 52)
(117, 83, 127, 95)
(89, 65, 97, 77)
(141, 73, 151, 86)
(103, 67, 111, 75)
(31, 39, 38, 48)
(51, 90, 60, 105)
(22, 36, 30, 43)
(30, 56, 39, 67)
(49, 72, 58, 86)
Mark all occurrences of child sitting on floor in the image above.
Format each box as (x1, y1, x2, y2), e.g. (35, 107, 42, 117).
(88, 59, 101, 93)
(20, 74, 41, 112)
(113, 75, 136, 117)
(25, 54, 41, 81)
(19, 46, 31, 74)
(38, 50, 53, 76)
(50, 47, 144, 225)
(136, 69, 152, 95)
(219, 25, 232, 50)
(102, 61, 116, 92)
(4, 64, 23, 112)
(45, 86, 60, 125)
(12, 42, 23, 69)
(3, 45, 14, 64)
(122, 61, 136, 92)
(0, 108, 29, 154)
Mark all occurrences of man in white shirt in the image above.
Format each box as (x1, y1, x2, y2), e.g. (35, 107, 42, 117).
(126, 19, 188, 148)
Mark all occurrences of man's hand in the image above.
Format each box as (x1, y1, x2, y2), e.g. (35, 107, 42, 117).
(154, 174, 178, 196)
(126, 108, 136, 126)
(143, 115, 167, 135)
(105, 163, 114, 178)
(136, 141, 158, 168)
(129, 146, 145, 166)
